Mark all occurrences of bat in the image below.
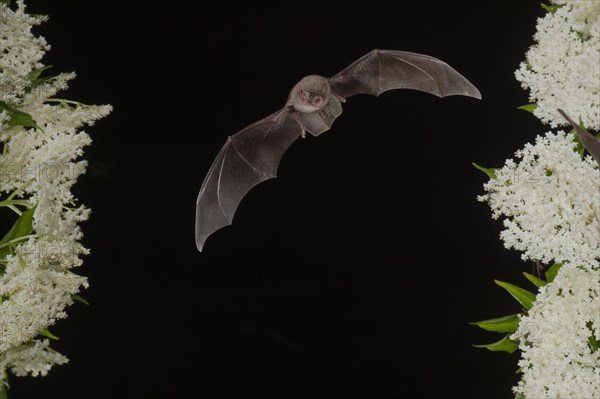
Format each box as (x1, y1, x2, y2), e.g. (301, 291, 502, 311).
(557, 109, 600, 166)
(196, 49, 482, 251)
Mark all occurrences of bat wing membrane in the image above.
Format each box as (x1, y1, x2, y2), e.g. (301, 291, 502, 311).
(329, 49, 481, 100)
(195, 108, 303, 251)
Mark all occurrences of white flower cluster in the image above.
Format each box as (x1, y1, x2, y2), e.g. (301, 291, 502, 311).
(515, 0, 600, 130)
(0, 0, 48, 77)
(478, 131, 600, 267)
(480, 1, 600, 397)
(512, 262, 600, 398)
(0, 339, 67, 380)
(479, 130, 600, 397)
(0, 0, 111, 383)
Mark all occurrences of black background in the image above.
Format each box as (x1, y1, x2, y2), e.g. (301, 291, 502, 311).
(7, 1, 548, 398)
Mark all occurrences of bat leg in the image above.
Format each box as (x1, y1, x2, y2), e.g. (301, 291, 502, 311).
(290, 113, 308, 138)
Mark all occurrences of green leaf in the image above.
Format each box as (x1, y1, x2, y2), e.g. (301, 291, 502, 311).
(540, 3, 565, 13)
(517, 103, 538, 113)
(472, 162, 497, 179)
(26, 65, 54, 89)
(586, 321, 598, 353)
(71, 294, 90, 306)
(0, 381, 7, 399)
(588, 334, 598, 352)
(473, 334, 519, 353)
(523, 272, 547, 288)
(0, 101, 42, 131)
(544, 262, 563, 283)
(0, 207, 35, 244)
(39, 327, 59, 340)
(7, 110, 40, 130)
(494, 280, 536, 310)
(470, 314, 520, 333)
(26, 65, 52, 82)
(514, 393, 525, 399)
(0, 206, 35, 261)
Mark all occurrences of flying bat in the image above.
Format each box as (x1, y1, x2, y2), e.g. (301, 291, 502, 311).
(196, 49, 482, 251)
(557, 109, 600, 166)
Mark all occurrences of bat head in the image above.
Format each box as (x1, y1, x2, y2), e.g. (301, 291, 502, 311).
(288, 75, 331, 113)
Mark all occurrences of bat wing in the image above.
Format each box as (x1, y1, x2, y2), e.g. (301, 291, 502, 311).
(329, 49, 481, 100)
(558, 109, 600, 166)
(195, 108, 304, 251)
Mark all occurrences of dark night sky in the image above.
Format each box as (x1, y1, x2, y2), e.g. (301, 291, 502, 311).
(9, 1, 548, 398)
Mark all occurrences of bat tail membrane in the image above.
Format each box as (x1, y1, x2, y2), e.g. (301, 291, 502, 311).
(295, 96, 344, 136)
(195, 108, 303, 251)
(330, 49, 482, 100)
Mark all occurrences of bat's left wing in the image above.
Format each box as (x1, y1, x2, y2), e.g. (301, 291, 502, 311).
(329, 49, 481, 100)
(195, 108, 304, 251)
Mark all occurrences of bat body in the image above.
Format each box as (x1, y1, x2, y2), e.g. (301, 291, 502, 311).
(196, 49, 481, 251)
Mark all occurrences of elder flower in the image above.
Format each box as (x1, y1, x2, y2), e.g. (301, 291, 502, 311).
(478, 131, 600, 267)
(515, 0, 600, 129)
(0, 0, 111, 385)
(512, 262, 600, 398)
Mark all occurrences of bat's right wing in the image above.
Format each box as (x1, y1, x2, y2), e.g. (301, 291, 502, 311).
(329, 49, 481, 100)
(195, 108, 304, 251)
